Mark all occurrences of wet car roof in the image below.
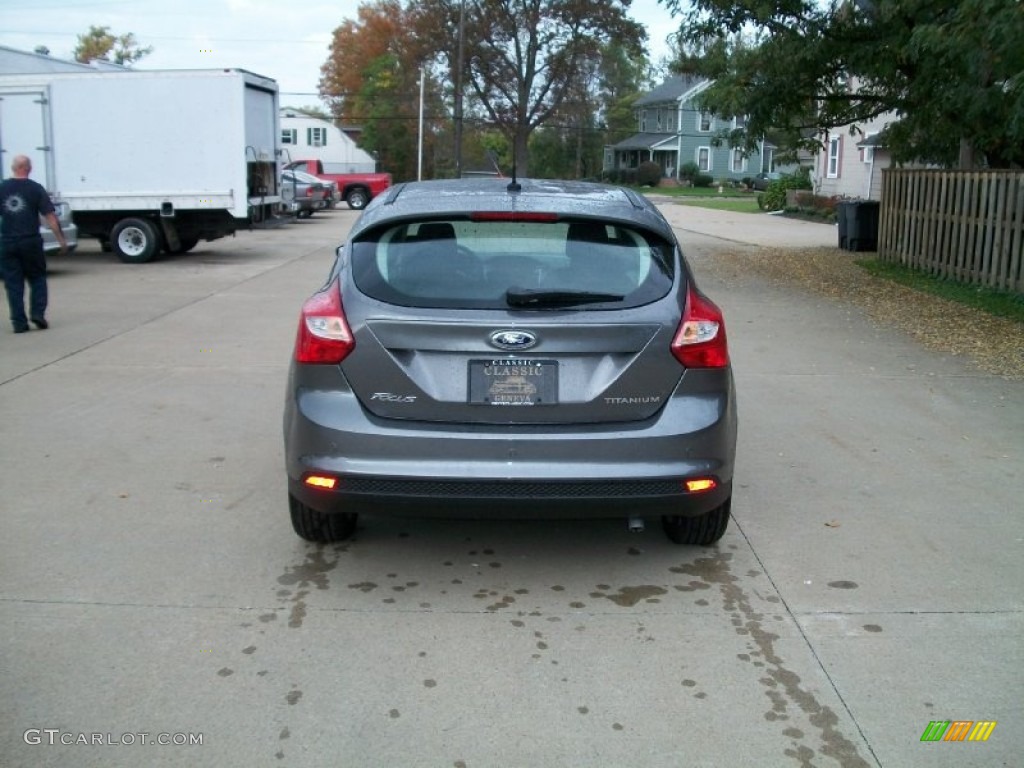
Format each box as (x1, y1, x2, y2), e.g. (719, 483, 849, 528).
(351, 178, 675, 240)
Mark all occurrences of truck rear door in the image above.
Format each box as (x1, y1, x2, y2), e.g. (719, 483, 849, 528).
(0, 87, 53, 191)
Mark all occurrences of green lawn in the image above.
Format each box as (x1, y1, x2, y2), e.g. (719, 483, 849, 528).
(670, 198, 763, 214)
(633, 185, 755, 199)
(856, 259, 1024, 322)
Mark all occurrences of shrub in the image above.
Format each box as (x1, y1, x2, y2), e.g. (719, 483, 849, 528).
(693, 173, 714, 188)
(783, 192, 841, 222)
(602, 168, 639, 185)
(637, 161, 663, 187)
(760, 169, 813, 211)
(680, 161, 700, 182)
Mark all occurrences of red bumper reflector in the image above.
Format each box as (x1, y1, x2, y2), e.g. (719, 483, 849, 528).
(685, 478, 717, 493)
(304, 475, 338, 490)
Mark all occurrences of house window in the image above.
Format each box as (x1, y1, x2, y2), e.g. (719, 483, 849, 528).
(307, 127, 328, 147)
(281, 129, 297, 145)
(827, 135, 842, 178)
(641, 108, 665, 133)
(731, 148, 746, 173)
(698, 111, 712, 132)
(733, 115, 747, 129)
(861, 136, 877, 163)
(697, 147, 711, 173)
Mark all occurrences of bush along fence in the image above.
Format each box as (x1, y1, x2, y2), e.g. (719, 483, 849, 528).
(878, 170, 1023, 294)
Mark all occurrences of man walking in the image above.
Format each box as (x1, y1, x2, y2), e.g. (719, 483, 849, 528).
(0, 154, 67, 333)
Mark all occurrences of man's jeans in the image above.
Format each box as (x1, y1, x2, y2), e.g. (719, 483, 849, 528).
(1, 236, 48, 330)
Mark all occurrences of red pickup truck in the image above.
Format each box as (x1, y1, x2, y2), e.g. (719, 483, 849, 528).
(284, 160, 391, 210)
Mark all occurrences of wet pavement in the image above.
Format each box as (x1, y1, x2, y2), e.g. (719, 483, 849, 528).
(1, 206, 1020, 767)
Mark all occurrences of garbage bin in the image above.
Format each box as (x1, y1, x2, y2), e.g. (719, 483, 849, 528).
(835, 201, 851, 249)
(847, 200, 880, 252)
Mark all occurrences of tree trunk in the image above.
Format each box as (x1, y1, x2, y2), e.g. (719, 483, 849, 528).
(575, 121, 584, 179)
(514, 127, 530, 178)
(958, 138, 976, 170)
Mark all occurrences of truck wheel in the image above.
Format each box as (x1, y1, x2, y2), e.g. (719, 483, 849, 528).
(112, 218, 161, 263)
(346, 187, 369, 210)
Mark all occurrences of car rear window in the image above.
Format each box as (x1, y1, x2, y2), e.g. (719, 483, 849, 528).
(349, 218, 675, 309)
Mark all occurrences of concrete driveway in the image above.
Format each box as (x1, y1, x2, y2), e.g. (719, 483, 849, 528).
(1, 206, 1020, 768)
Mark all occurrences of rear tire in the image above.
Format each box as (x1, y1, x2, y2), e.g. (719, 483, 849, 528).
(662, 497, 731, 545)
(346, 187, 369, 210)
(111, 218, 161, 263)
(289, 493, 357, 542)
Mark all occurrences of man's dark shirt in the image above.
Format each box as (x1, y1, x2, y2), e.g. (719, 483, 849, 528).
(0, 177, 54, 243)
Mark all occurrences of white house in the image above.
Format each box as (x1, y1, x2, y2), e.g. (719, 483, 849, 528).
(280, 108, 376, 173)
(813, 111, 895, 201)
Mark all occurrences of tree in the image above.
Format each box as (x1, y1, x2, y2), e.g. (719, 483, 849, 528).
(597, 39, 653, 150)
(321, 0, 655, 179)
(357, 54, 435, 181)
(320, 1, 442, 180)
(467, 0, 647, 175)
(73, 25, 152, 65)
(660, 0, 1024, 168)
(320, 1, 408, 117)
(409, 0, 646, 176)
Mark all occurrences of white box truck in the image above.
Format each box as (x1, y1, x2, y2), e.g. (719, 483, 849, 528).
(0, 68, 283, 263)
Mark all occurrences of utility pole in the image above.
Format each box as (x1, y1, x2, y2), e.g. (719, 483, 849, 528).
(454, 0, 465, 179)
(418, 67, 425, 181)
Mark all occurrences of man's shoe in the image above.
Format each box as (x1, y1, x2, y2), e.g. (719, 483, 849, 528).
(13, 325, 29, 333)
(30, 317, 48, 330)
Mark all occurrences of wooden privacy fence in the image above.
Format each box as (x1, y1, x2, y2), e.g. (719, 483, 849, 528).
(878, 170, 1023, 294)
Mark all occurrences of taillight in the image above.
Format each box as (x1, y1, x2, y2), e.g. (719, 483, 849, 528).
(294, 281, 354, 364)
(671, 285, 729, 368)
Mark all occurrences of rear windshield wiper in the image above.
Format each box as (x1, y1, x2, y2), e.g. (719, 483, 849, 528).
(505, 288, 625, 307)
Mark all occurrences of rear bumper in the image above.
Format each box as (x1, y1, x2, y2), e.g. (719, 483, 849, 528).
(288, 474, 732, 519)
(284, 367, 737, 520)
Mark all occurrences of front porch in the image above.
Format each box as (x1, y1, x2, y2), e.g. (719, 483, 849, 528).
(604, 133, 680, 179)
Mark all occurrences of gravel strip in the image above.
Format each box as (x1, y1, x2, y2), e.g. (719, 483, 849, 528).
(699, 245, 1024, 380)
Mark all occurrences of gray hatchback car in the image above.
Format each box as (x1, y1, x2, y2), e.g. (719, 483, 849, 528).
(283, 178, 737, 544)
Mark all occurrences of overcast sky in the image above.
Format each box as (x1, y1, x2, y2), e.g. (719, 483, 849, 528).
(0, 0, 680, 109)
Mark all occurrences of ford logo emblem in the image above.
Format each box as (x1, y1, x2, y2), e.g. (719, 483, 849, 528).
(489, 330, 538, 351)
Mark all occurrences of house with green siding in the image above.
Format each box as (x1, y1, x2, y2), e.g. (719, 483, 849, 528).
(605, 75, 776, 183)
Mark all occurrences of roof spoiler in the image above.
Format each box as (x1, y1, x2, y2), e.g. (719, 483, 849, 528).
(382, 184, 406, 205)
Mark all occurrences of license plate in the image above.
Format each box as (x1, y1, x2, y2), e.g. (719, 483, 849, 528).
(469, 359, 558, 406)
